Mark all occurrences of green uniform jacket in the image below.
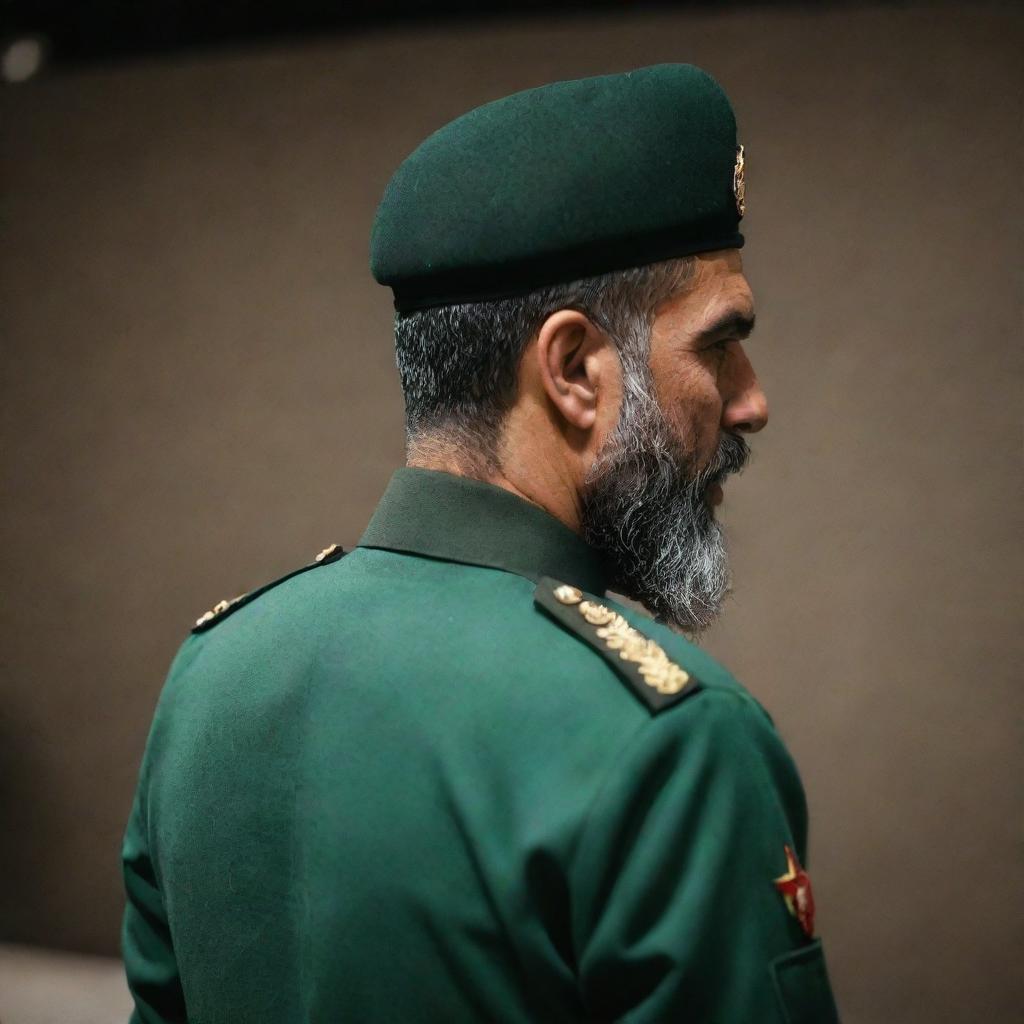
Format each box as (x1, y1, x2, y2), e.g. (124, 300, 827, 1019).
(122, 469, 840, 1023)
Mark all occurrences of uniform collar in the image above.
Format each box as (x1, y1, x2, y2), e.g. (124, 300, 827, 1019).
(358, 467, 609, 595)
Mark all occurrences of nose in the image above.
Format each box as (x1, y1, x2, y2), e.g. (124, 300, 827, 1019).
(721, 344, 769, 435)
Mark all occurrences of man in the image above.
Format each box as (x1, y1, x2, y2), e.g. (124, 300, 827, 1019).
(122, 64, 840, 1022)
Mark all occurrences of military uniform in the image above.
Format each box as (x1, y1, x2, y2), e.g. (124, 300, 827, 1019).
(124, 63, 840, 1021)
(123, 469, 838, 1022)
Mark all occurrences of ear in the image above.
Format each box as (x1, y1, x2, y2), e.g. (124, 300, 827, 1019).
(534, 309, 618, 433)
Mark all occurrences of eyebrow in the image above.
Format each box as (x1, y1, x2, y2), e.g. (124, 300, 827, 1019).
(695, 310, 756, 343)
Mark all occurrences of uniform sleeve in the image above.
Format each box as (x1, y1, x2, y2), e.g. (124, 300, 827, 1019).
(570, 687, 839, 1023)
(122, 771, 187, 1023)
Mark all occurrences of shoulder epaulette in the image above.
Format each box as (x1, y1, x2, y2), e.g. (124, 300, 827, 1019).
(534, 576, 703, 714)
(191, 543, 346, 634)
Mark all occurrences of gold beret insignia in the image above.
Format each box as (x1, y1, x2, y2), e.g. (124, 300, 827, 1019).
(733, 144, 746, 217)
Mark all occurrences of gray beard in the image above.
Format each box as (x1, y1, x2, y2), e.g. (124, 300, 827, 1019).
(580, 377, 750, 634)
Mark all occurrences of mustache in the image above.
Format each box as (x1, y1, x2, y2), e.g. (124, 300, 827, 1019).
(695, 432, 751, 488)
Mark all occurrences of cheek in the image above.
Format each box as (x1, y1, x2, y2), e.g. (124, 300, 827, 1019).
(656, 364, 724, 458)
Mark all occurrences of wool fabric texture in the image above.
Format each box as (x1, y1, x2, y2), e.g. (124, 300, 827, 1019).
(370, 63, 745, 311)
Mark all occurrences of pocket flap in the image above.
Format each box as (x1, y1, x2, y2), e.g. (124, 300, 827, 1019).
(770, 941, 840, 1024)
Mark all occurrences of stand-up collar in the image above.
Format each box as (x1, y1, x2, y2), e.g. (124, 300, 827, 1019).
(358, 468, 609, 595)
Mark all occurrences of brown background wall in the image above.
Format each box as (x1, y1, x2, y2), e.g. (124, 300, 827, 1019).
(2, 4, 1021, 1022)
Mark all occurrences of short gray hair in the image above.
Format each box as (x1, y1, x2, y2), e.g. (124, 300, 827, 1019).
(393, 257, 696, 474)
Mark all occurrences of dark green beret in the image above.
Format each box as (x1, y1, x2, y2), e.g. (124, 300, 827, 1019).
(370, 64, 745, 312)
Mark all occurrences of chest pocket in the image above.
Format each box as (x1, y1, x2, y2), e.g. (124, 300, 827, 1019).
(770, 941, 841, 1024)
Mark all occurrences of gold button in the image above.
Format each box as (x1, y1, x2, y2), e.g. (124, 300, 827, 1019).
(553, 584, 583, 605)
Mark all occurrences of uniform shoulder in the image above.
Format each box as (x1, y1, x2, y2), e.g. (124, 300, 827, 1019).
(533, 576, 763, 718)
(190, 543, 347, 634)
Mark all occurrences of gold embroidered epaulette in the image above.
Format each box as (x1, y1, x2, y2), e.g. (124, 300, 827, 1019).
(534, 576, 702, 713)
(191, 543, 346, 634)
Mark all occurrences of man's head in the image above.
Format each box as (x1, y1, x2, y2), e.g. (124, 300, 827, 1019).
(394, 250, 766, 632)
(577, 250, 765, 632)
(373, 64, 763, 630)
